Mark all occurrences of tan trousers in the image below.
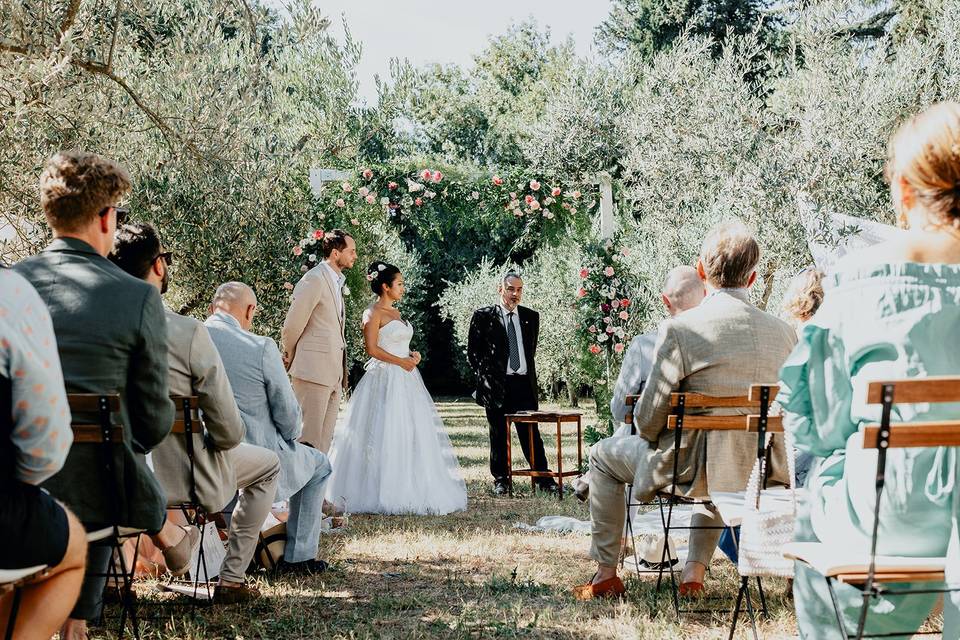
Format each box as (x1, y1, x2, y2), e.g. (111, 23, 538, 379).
(292, 377, 341, 453)
(220, 443, 280, 583)
(588, 435, 722, 568)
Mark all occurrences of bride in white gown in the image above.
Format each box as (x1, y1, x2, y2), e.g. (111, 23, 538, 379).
(325, 261, 467, 515)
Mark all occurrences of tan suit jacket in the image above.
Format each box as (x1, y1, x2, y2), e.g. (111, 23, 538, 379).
(281, 264, 347, 389)
(631, 289, 797, 500)
(152, 309, 245, 512)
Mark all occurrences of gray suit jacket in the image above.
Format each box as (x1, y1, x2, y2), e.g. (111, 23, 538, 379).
(632, 289, 797, 500)
(152, 309, 244, 512)
(14, 238, 174, 530)
(205, 312, 318, 501)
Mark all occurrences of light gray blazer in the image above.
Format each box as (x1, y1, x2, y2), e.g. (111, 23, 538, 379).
(152, 309, 245, 512)
(205, 312, 319, 501)
(632, 289, 797, 500)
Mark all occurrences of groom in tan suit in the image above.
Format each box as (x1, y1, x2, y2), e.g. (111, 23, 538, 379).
(282, 229, 357, 452)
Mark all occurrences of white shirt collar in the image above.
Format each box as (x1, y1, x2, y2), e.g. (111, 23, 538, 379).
(498, 303, 519, 317)
(321, 261, 346, 286)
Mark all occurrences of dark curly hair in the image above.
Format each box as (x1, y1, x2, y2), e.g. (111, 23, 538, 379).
(367, 261, 401, 295)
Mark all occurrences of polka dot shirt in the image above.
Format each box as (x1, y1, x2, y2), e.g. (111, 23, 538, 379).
(1, 268, 72, 484)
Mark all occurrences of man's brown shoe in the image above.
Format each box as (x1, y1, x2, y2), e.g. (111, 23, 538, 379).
(212, 583, 260, 605)
(573, 576, 626, 601)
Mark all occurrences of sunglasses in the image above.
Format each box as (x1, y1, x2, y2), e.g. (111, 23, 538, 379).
(100, 205, 129, 226)
(154, 251, 174, 266)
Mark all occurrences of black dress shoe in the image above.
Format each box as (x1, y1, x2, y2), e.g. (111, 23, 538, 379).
(275, 558, 329, 575)
(492, 481, 510, 496)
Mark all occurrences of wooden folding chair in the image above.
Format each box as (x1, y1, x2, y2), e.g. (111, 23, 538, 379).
(1, 566, 48, 640)
(726, 384, 783, 640)
(784, 376, 960, 639)
(167, 395, 216, 601)
(68, 393, 145, 640)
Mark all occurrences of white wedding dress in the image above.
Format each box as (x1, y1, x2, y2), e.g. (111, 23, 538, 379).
(325, 319, 468, 515)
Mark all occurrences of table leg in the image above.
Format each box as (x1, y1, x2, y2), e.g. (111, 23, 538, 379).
(577, 417, 582, 475)
(529, 422, 536, 492)
(505, 416, 513, 497)
(556, 419, 563, 500)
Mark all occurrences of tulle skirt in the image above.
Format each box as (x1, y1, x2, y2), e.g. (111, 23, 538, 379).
(325, 360, 468, 515)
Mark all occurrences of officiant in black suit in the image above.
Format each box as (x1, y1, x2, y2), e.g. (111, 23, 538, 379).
(467, 272, 558, 495)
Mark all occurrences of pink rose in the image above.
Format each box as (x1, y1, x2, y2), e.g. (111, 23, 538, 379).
(619, 310, 629, 320)
(603, 316, 612, 324)
(292, 246, 303, 256)
(551, 187, 561, 197)
(335, 198, 345, 208)
(513, 209, 523, 217)
(524, 194, 534, 204)
(493, 175, 504, 186)
(283, 282, 294, 290)
(606, 326, 615, 334)
(313, 230, 324, 239)
(588, 325, 597, 333)
(420, 169, 432, 181)
(388, 181, 398, 190)
(621, 247, 631, 257)
(351, 218, 360, 225)
(529, 201, 540, 210)
(562, 202, 571, 210)
(415, 197, 423, 206)
(358, 186, 369, 197)
(341, 182, 352, 192)
(579, 268, 589, 279)
(572, 190, 581, 199)
(570, 207, 578, 214)
(589, 344, 602, 355)
(510, 192, 517, 200)
(621, 298, 631, 308)
(365, 194, 376, 204)
(432, 170, 443, 183)
(611, 299, 621, 309)
(362, 168, 374, 180)
(530, 180, 540, 191)
(604, 266, 615, 277)
(576, 288, 587, 298)
(613, 343, 625, 354)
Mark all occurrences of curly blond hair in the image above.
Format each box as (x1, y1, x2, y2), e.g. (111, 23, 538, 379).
(782, 269, 825, 324)
(39, 150, 131, 232)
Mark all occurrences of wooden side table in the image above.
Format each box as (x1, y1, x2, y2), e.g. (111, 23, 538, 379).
(504, 410, 583, 499)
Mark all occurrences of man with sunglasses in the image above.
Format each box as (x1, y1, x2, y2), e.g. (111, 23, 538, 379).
(110, 222, 281, 604)
(13, 151, 175, 638)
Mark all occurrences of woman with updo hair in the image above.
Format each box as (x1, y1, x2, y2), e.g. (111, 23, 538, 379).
(778, 102, 960, 637)
(323, 261, 467, 515)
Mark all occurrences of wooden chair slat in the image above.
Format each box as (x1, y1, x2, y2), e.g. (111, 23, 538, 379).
(625, 394, 640, 408)
(66, 393, 121, 412)
(866, 377, 960, 405)
(666, 415, 748, 431)
(71, 424, 125, 443)
(748, 384, 780, 403)
(837, 571, 945, 585)
(862, 421, 960, 449)
(669, 393, 756, 409)
(746, 415, 784, 433)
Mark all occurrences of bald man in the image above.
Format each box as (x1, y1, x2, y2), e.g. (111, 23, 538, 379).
(609, 266, 706, 425)
(205, 283, 332, 575)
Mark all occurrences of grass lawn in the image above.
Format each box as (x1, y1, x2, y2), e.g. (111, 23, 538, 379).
(104, 398, 802, 639)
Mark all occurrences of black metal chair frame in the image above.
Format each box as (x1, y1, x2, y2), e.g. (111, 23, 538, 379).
(2, 567, 48, 640)
(818, 381, 960, 639)
(167, 395, 215, 603)
(727, 384, 777, 640)
(71, 393, 143, 640)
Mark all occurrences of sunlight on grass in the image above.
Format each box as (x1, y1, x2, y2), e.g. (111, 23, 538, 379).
(93, 398, 803, 639)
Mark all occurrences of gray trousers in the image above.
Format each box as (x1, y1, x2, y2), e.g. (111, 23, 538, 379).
(221, 443, 279, 583)
(284, 447, 332, 563)
(589, 435, 722, 568)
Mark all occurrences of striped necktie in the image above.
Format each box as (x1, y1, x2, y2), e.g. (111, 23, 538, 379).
(507, 312, 521, 373)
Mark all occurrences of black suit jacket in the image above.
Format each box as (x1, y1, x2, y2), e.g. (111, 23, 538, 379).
(467, 305, 539, 409)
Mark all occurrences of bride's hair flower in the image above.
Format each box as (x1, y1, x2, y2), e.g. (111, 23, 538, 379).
(366, 273, 375, 281)
(377, 264, 386, 271)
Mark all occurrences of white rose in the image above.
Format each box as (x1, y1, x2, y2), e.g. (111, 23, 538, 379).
(342, 285, 351, 296)
(597, 333, 609, 343)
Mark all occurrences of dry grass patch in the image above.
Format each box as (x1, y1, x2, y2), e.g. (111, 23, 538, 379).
(89, 399, 800, 639)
